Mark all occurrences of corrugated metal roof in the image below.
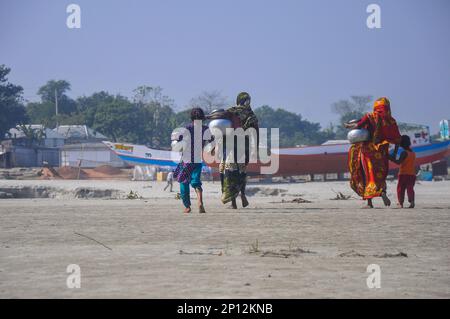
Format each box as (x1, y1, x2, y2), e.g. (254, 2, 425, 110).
(7, 125, 65, 139)
(54, 125, 107, 139)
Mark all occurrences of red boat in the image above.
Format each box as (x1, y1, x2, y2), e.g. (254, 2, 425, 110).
(105, 140, 450, 177)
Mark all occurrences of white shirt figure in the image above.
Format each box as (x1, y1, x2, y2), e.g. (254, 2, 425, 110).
(164, 172, 174, 192)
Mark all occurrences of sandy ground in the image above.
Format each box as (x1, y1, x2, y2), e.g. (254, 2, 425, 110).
(0, 179, 449, 298)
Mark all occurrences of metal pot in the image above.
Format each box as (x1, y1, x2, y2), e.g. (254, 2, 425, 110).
(208, 118, 232, 135)
(347, 129, 370, 144)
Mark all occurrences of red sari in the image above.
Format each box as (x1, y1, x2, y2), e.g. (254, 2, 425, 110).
(349, 99, 401, 199)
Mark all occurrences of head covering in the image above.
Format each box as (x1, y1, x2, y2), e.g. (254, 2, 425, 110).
(227, 92, 258, 130)
(370, 97, 401, 145)
(236, 92, 251, 107)
(374, 97, 390, 108)
(373, 97, 392, 121)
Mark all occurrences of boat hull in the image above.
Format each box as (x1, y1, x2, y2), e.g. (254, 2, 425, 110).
(104, 140, 450, 176)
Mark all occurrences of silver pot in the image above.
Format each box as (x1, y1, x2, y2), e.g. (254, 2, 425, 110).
(208, 118, 232, 135)
(347, 129, 370, 144)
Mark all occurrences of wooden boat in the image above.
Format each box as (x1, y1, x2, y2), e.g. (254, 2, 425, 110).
(104, 139, 450, 176)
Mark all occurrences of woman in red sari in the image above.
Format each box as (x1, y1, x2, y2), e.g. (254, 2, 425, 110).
(346, 97, 401, 208)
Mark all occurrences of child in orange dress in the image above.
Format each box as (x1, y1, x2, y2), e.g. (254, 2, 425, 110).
(389, 135, 416, 208)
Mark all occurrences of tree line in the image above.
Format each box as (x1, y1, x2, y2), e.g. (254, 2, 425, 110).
(1, 64, 378, 148)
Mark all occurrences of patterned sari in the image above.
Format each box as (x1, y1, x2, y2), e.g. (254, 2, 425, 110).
(349, 98, 401, 199)
(220, 161, 247, 204)
(220, 103, 258, 204)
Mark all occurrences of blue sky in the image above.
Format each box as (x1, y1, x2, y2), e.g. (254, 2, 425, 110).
(1, 0, 449, 132)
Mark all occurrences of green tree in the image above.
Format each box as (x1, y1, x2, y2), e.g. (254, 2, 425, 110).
(188, 90, 228, 113)
(173, 109, 191, 127)
(145, 103, 176, 148)
(55, 113, 87, 126)
(0, 65, 28, 139)
(254, 105, 331, 147)
(132, 86, 177, 148)
(26, 101, 56, 127)
(26, 80, 77, 126)
(37, 80, 69, 102)
(76, 91, 115, 127)
(331, 95, 372, 139)
(16, 124, 47, 147)
(133, 86, 174, 109)
(92, 95, 144, 143)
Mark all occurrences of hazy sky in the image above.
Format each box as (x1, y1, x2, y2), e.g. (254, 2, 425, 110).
(1, 0, 449, 132)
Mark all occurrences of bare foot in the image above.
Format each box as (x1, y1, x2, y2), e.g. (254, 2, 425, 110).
(396, 203, 404, 209)
(184, 207, 191, 214)
(241, 195, 249, 208)
(381, 192, 391, 207)
(195, 188, 204, 210)
(361, 205, 373, 209)
(199, 205, 206, 214)
(364, 199, 374, 209)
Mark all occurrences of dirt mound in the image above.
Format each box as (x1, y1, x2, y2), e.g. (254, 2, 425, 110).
(0, 186, 60, 198)
(246, 187, 287, 197)
(282, 197, 312, 203)
(74, 187, 123, 199)
(93, 165, 122, 175)
(57, 166, 87, 179)
(0, 185, 124, 199)
(0, 168, 42, 180)
(338, 250, 408, 258)
(40, 167, 62, 180)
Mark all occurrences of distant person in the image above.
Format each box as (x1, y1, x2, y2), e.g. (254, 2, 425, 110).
(164, 171, 174, 192)
(389, 135, 416, 208)
(173, 108, 210, 214)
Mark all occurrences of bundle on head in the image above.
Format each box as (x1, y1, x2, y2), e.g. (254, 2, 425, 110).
(191, 107, 205, 121)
